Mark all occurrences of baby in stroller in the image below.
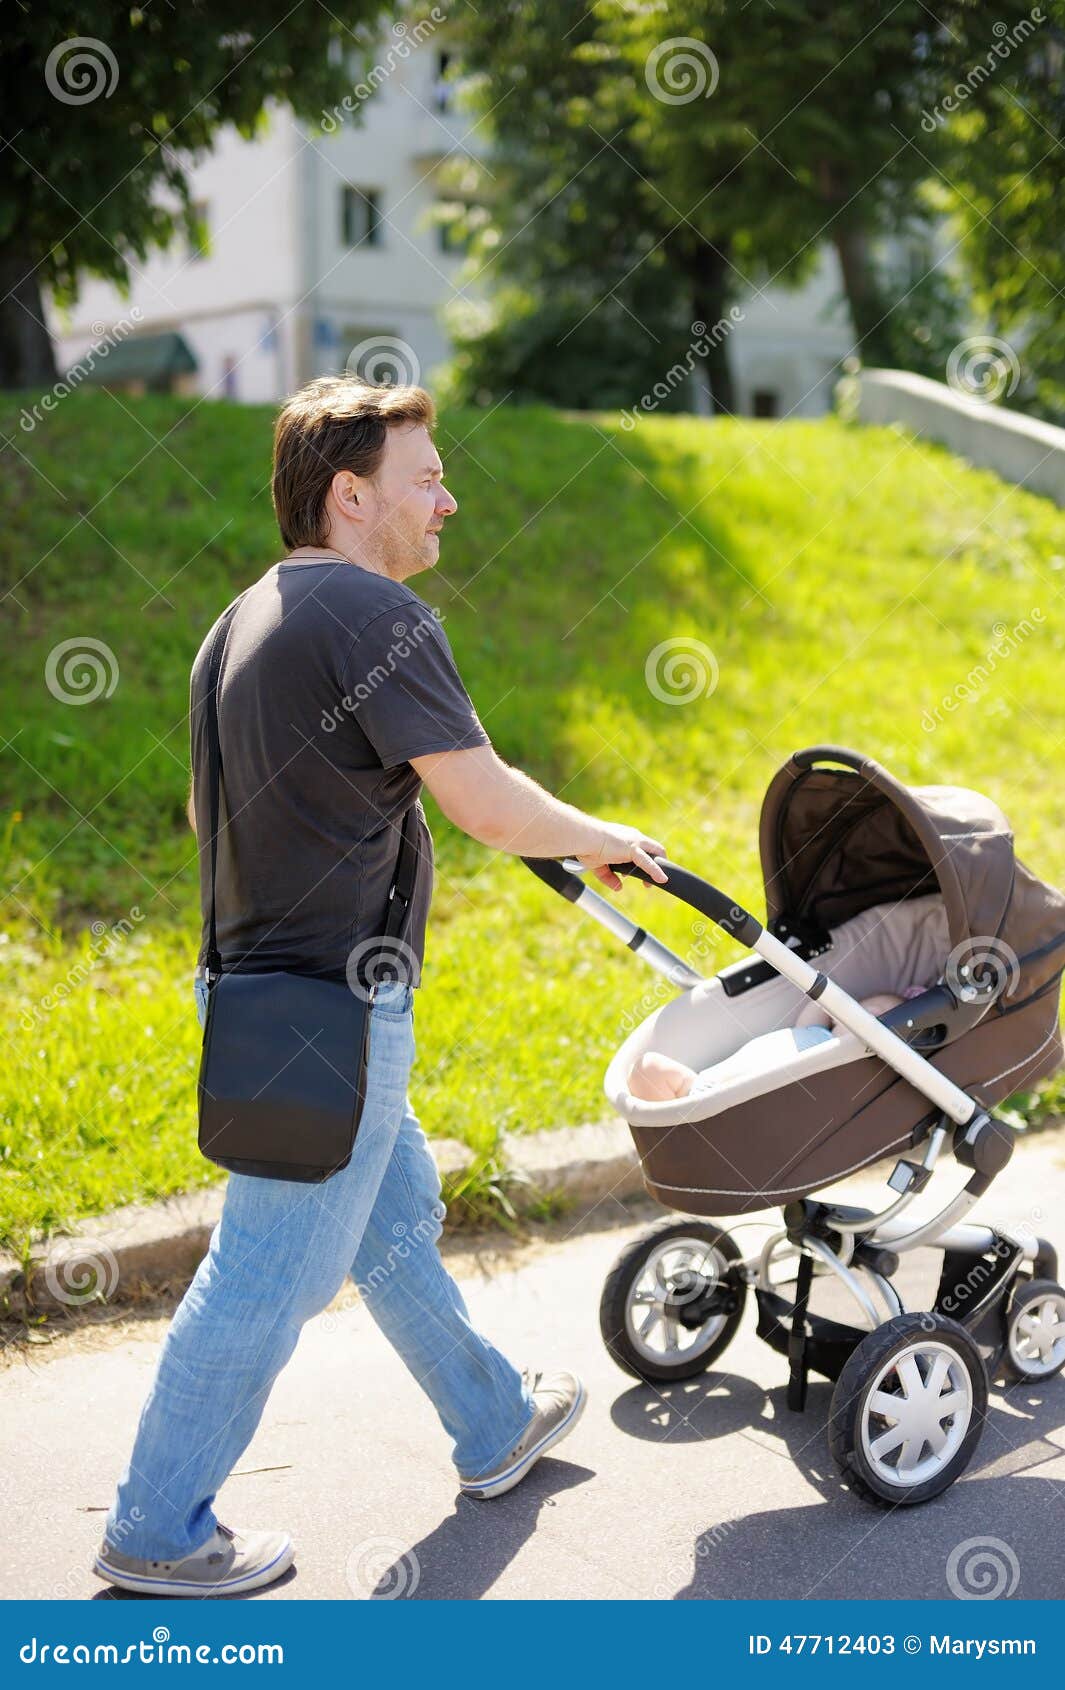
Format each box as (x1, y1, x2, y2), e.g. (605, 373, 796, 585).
(628, 895, 937, 1102)
(628, 992, 907, 1100)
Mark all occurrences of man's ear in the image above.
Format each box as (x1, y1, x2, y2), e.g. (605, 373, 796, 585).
(330, 468, 364, 523)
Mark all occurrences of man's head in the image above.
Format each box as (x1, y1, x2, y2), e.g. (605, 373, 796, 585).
(272, 376, 457, 580)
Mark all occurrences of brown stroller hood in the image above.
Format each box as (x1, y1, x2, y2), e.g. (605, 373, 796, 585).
(625, 747, 1065, 1217)
(759, 748, 1065, 1001)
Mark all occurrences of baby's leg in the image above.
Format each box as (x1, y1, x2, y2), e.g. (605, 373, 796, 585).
(629, 1050, 697, 1101)
(830, 992, 902, 1031)
(858, 993, 902, 1017)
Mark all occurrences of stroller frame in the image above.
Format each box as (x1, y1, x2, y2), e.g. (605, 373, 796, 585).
(523, 747, 1065, 1505)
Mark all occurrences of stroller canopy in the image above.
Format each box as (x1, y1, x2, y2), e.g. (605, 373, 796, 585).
(758, 746, 1065, 996)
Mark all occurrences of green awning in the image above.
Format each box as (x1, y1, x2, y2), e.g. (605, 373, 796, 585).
(77, 330, 198, 385)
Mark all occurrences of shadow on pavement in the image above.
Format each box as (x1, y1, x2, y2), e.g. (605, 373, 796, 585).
(372, 1459, 595, 1600)
(610, 1370, 1065, 1599)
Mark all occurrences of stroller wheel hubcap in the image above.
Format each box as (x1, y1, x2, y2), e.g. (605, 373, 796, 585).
(626, 1239, 729, 1364)
(859, 1340, 973, 1488)
(1010, 1292, 1065, 1374)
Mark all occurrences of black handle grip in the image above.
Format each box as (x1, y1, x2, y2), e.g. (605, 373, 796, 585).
(524, 855, 763, 948)
(791, 745, 876, 776)
(607, 859, 763, 946)
(521, 856, 585, 903)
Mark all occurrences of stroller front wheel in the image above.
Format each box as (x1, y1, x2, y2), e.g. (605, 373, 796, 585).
(829, 1312, 987, 1507)
(1001, 1278, 1065, 1383)
(599, 1219, 746, 1383)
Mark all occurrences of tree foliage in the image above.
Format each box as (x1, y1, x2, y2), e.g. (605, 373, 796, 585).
(447, 0, 1065, 413)
(0, 2, 383, 385)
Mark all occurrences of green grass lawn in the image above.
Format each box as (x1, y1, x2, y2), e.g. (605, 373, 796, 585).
(2, 389, 1064, 1256)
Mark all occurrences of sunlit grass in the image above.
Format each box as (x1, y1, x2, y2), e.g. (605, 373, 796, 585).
(2, 391, 1064, 1253)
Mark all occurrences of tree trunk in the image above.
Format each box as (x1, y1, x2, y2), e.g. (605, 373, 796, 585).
(831, 221, 894, 363)
(814, 158, 894, 367)
(690, 239, 736, 415)
(0, 255, 58, 389)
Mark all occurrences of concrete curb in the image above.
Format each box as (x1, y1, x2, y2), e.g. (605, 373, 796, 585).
(857, 367, 1065, 507)
(1, 1121, 642, 1319)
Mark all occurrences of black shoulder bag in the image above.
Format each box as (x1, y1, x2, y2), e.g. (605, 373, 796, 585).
(196, 602, 420, 1183)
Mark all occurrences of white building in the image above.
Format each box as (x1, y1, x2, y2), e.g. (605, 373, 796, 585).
(50, 27, 855, 419)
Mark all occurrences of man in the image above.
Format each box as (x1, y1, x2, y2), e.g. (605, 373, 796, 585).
(94, 377, 667, 1597)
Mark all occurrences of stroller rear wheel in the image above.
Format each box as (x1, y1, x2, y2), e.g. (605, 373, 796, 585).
(1001, 1278, 1065, 1383)
(829, 1313, 987, 1507)
(600, 1219, 746, 1383)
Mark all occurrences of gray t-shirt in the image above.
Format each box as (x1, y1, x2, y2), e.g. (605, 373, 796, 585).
(189, 559, 489, 985)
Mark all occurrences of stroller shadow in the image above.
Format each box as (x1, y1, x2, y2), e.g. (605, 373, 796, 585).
(610, 1370, 771, 1444)
(367, 1458, 594, 1600)
(612, 1373, 1065, 1600)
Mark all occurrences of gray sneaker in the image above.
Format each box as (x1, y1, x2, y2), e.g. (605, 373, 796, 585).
(93, 1523, 294, 1597)
(459, 1368, 586, 1499)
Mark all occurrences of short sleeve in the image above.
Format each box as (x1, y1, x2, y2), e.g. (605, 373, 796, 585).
(339, 602, 490, 768)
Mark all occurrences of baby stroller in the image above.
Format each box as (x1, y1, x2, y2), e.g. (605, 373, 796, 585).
(524, 745, 1065, 1506)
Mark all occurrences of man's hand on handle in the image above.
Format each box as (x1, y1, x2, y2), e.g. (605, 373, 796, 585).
(574, 824, 669, 892)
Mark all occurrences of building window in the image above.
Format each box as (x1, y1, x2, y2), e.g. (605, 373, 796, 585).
(433, 50, 453, 113)
(752, 389, 779, 418)
(436, 200, 474, 256)
(341, 186, 382, 249)
(185, 200, 209, 262)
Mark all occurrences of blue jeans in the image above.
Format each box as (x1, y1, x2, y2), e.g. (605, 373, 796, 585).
(106, 980, 533, 1560)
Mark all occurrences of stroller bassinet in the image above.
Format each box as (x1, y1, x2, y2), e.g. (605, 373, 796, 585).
(530, 744, 1065, 1216)
(524, 746, 1065, 1508)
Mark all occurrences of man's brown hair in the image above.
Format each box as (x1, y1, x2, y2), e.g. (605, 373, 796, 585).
(271, 376, 436, 550)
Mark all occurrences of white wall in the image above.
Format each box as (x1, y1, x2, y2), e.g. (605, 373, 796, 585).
(730, 249, 855, 418)
(301, 28, 482, 388)
(50, 107, 303, 400)
(858, 369, 1065, 507)
(47, 30, 476, 403)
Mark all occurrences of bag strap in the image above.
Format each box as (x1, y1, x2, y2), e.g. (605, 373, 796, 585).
(382, 803, 421, 948)
(202, 600, 244, 982)
(201, 597, 422, 983)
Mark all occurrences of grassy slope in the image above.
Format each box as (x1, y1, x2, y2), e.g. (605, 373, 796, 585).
(2, 390, 1064, 1254)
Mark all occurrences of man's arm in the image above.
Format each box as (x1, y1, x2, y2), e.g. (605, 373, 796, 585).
(410, 744, 667, 891)
(186, 786, 196, 833)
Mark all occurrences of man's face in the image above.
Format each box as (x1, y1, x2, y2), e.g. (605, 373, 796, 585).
(363, 423, 457, 580)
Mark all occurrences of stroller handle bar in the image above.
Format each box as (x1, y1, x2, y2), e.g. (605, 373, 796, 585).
(522, 853, 979, 1130)
(790, 744, 875, 776)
